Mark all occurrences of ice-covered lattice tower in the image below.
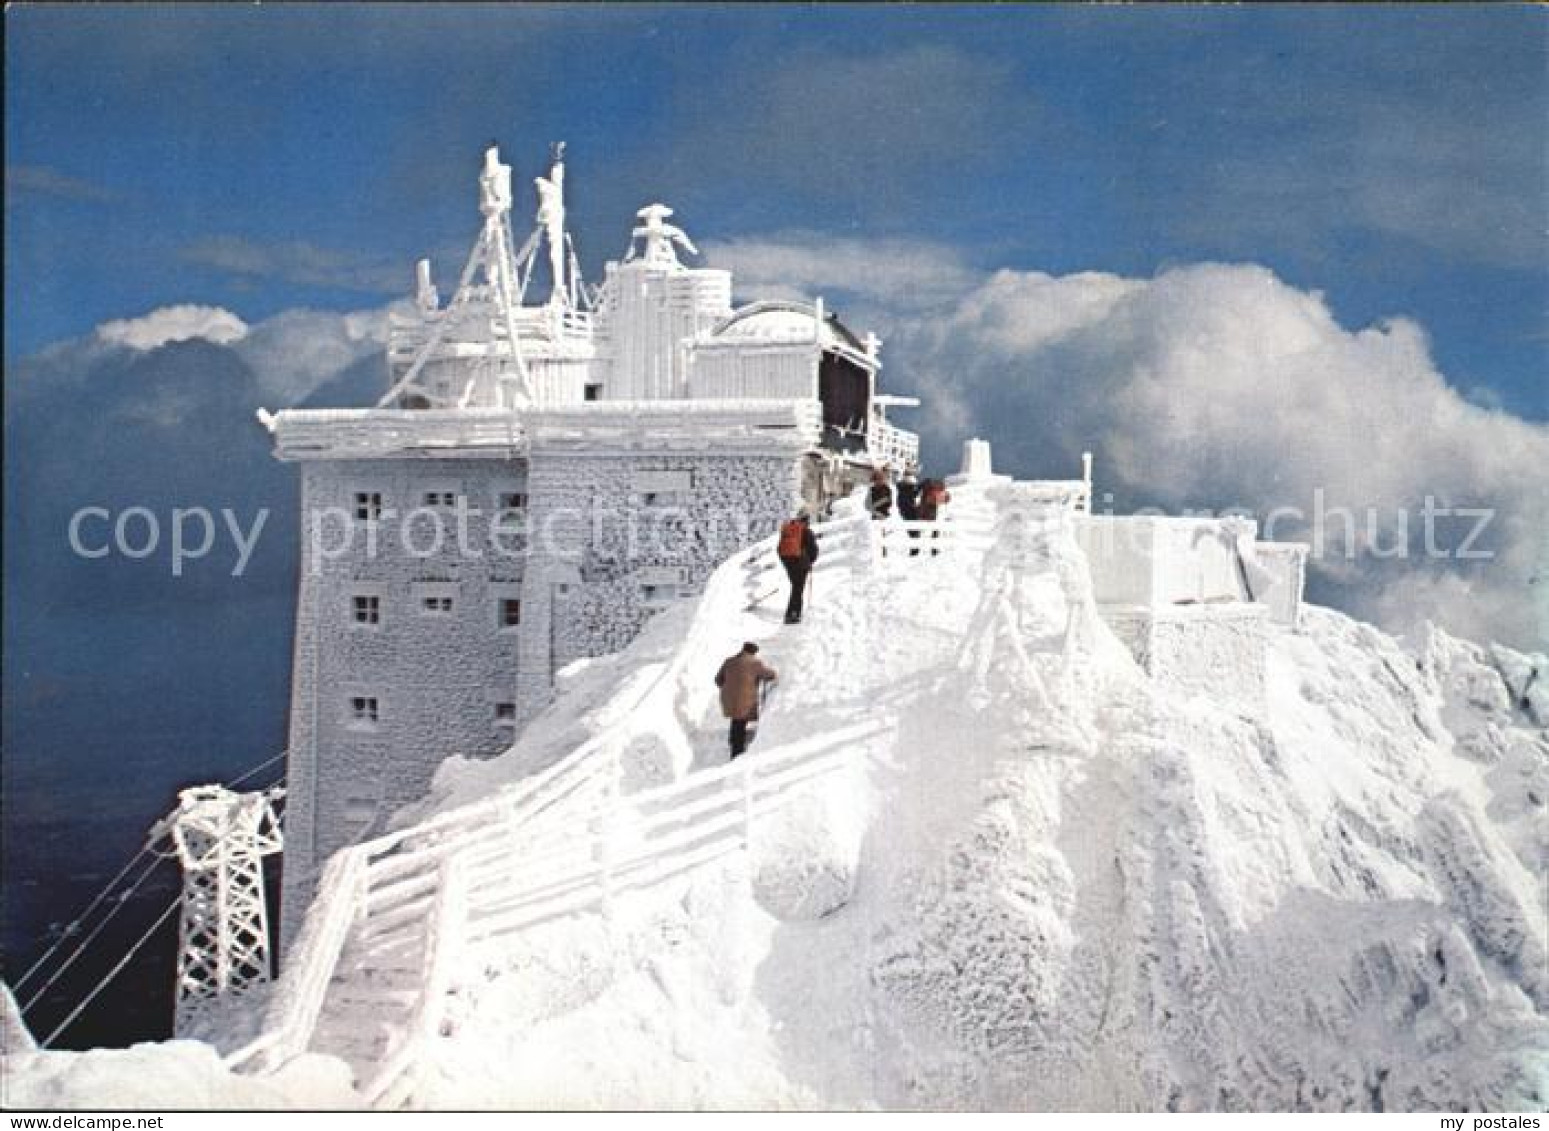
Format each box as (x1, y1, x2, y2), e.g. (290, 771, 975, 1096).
(260, 143, 924, 946)
(153, 785, 283, 1035)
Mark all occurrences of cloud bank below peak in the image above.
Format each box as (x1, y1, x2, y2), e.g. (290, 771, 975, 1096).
(96, 304, 249, 352)
(36, 302, 398, 407)
(20, 243, 1547, 651)
(889, 260, 1548, 650)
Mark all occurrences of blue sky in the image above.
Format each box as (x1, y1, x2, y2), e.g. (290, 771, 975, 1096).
(7, 4, 1546, 418)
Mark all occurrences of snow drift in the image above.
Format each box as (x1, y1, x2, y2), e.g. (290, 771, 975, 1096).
(8, 480, 1544, 1111)
(400, 481, 1547, 1110)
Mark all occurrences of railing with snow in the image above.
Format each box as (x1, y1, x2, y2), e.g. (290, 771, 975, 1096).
(228, 491, 1013, 1102)
(226, 488, 1009, 1100)
(224, 506, 871, 1096)
(867, 418, 920, 470)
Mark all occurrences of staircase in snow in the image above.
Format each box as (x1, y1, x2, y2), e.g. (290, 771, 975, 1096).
(227, 489, 1004, 1106)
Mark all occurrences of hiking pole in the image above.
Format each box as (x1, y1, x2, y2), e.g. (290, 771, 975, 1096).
(744, 586, 780, 612)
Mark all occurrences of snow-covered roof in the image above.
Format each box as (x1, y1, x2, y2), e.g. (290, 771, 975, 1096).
(709, 300, 868, 355)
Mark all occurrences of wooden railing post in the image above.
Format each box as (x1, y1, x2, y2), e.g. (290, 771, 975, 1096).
(740, 757, 757, 853)
(592, 808, 614, 919)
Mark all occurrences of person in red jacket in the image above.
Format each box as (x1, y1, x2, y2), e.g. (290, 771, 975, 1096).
(917, 477, 951, 520)
(917, 479, 951, 556)
(775, 512, 819, 624)
(715, 642, 778, 759)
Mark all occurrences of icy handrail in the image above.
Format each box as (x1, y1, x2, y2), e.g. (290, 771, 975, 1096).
(357, 505, 865, 903)
(357, 738, 861, 959)
(225, 512, 859, 1081)
(359, 856, 466, 1110)
(224, 848, 367, 1073)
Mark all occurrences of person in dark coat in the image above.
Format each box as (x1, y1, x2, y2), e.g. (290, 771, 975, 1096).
(867, 468, 893, 521)
(776, 513, 819, 624)
(895, 469, 921, 555)
(715, 642, 778, 758)
(895, 471, 920, 521)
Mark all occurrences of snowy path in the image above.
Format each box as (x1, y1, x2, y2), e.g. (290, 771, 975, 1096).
(180, 483, 1547, 1112)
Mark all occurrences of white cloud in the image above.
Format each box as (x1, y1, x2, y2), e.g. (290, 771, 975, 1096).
(234, 303, 402, 403)
(703, 232, 981, 315)
(891, 262, 1549, 650)
(54, 303, 397, 405)
(95, 304, 249, 351)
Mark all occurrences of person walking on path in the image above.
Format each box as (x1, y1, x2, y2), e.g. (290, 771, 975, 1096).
(917, 478, 951, 555)
(867, 467, 893, 521)
(715, 642, 778, 759)
(776, 512, 819, 624)
(896, 468, 921, 555)
(917, 477, 951, 521)
(896, 469, 920, 521)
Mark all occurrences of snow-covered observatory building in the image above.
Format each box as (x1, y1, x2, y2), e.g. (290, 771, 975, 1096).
(262, 146, 921, 930)
(14, 142, 1543, 1116)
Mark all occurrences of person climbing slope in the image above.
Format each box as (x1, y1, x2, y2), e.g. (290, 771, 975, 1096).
(714, 642, 778, 759)
(776, 511, 819, 625)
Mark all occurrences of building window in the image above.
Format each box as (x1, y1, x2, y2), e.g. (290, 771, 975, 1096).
(353, 492, 383, 522)
(349, 696, 379, 725)
(499, 598, 522, 628)
(498, 491, 527, 512)
(584, 383, 602, 402)
(352, 595, 381, 625)
(423, 490, 457, 508)
(494, 702, 517, 725)
(422, 595, 453, 614)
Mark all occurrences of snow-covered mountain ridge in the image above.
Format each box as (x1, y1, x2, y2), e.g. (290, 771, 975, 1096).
(6, 480, 1545, 1110)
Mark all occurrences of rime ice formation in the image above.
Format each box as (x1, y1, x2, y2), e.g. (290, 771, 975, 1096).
(384, 482, 1545, 1112)
(263, 147, 920, 937)
(7, 473, 1545, 1111)
(12, 145, 1543, 1112)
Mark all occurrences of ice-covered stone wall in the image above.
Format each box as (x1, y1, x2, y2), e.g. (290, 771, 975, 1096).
(281, 457, 530, 941)
(1107, 602, 1271, 719)
(513, 445, 804, 719)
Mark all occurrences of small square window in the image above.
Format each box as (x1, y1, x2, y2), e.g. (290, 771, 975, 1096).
(352, 595, 381, 625)
(499, 598, 522, 628)
(353, 492, 383, 522)
(350, 696, 379, 724)
(422, 595, 454, 614)
(423, 490, 457, 508)
(494, 702, 517, 724)
(584, 383, 602, 402)
(498, 492, 528, 512)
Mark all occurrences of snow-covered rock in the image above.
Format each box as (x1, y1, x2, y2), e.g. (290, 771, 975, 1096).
(12, 481, 1544, 1111)
(2, 1040, 357, 1110)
